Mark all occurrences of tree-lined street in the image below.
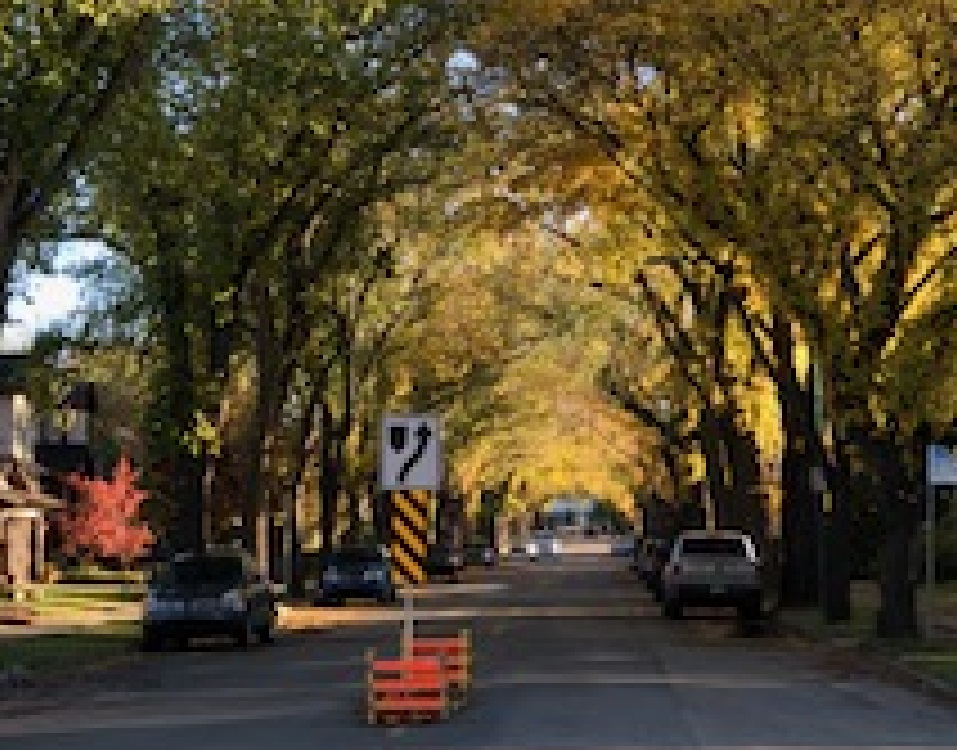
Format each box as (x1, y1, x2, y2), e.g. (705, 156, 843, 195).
(2, 2, 957, 743)
(3, 556, 957, 748)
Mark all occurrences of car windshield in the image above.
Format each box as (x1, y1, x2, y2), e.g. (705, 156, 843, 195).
(328, 549, 382, 566)
(159, 556, 244, 586)
(680, 538, 747, 557)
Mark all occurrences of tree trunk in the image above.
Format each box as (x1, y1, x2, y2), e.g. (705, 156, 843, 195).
(157, 235, 203, 554)
(874, 434, 920, 637)
(659, 444, 683, 506)
(724, 417, 766, 550)
(778, 376, 819, 607)
(248, 281, 278, 577)
(698, 409, 730, 528)
(822, 431, 855, 622)
(372, 484, 389, 548)
(320, 399, 337, 550)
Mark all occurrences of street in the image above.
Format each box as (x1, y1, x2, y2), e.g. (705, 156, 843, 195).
(1, 554, 956, 749)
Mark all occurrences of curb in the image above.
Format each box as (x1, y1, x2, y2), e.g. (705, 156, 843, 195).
(774, 614, 957, 708)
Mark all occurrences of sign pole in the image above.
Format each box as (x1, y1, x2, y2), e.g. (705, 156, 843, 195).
(401, 587, 414, 658)
(380, 414, 441, 659)
(925, 481, 935, 640)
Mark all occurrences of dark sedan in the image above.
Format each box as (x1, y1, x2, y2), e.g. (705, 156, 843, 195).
(142, 549, 277, 650)
(464, 543, 497, 567)
(425, 546, 464, 581)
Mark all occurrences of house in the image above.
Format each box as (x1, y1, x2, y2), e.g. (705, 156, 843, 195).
(0, 354, 95, 586)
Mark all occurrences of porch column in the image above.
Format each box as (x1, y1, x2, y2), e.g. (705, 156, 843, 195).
(33, 516, 45, 581)
(6, 514, 32, 588)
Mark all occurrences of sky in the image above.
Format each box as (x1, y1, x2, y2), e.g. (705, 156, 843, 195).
(0, 241, 107, 352)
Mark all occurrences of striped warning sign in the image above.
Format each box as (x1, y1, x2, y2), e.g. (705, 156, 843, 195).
(390, 490, 431, 586)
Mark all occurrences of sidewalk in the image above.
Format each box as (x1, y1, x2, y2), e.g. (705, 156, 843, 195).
(774, 581, 957, 706)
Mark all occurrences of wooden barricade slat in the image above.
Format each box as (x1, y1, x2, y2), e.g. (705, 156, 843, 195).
(410, 629, 472, 706)
(366, 649, 450, 725)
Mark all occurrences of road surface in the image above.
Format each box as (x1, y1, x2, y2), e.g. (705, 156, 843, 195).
(1, 554, 955, 748)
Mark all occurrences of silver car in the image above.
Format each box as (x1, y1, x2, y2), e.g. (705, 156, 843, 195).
(660, 531, 762, 620)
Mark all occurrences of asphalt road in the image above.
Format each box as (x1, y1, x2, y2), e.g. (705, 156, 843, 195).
(1, 554, 956, 749)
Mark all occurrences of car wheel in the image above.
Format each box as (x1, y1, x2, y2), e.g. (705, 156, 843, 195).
(663, 600, 682, 619)
(141, 632, 162, 652)
(236, 616, 256, 648)
(737, 598, 762, 622)
(258, 614, 276, 644)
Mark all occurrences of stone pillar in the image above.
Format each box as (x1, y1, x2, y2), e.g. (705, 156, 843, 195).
(5, 514, 32, 588)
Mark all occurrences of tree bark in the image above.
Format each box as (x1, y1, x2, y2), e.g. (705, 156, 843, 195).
(156, 230, 203, 554)
(874, 434, 921, 637)
(776, 354, 819, 607)
(823, 429, 855, 622)
(698, 409, 730, 527)
(724, 416, 766, 550)
(320, 399, 338, 550)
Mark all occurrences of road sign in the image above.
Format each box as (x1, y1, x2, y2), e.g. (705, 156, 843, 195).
(924, 444, 957, 638)
(390, 489, 431, 586)
(927, 444, 957, 485)
(380, 414, 441, 491)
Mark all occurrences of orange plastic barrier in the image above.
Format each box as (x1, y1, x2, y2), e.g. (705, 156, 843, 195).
(411, 629, 472, 705)
(366, 650, 450, 725)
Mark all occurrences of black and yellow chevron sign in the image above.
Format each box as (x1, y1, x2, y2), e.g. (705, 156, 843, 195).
(390, 489, 431, 586)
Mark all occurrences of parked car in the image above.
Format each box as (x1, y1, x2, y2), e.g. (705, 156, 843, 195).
(464, 544, 497, 567)
(142, 549, 277, 650)
(316, 547, 395, 604)
(425, 546, 465, 581)
(660, 530, 763, 621)
(529, 531, 561, 559)
(612, 537, 635, 557)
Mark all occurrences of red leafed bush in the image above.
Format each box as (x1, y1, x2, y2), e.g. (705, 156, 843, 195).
(57, 453, 154, 566)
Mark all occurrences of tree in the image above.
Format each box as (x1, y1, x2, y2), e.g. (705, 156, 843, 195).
(66, 0, 466, 559)
(0, 1, 168, 323)
(57, 453, 154, 566)
(470, 0, 957, 634)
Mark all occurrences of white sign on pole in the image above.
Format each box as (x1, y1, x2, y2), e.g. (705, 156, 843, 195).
(927, 444, 957, 485)
(380, 413, 441, 491)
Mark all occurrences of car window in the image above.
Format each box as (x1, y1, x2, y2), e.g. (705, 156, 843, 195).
(328, 549, 382, 565)
(160, 556, 244, 585)
(679, 538, 747, 557)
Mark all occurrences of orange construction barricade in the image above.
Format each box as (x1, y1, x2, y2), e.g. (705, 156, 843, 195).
(365, 649, 450, 725)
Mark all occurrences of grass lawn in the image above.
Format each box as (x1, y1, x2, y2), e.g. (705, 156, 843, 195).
(0, 622, 142, 677)
(779, 580, 957, 690)
(896, 649, 957, 687)
(2, 585, 143, 620)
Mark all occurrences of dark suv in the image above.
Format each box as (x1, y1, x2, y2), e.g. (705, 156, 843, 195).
(317, 548, 395, 604)
(142, 549, 277, 650)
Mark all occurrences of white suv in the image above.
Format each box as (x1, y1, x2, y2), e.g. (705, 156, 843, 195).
(660, 531, 762, 621)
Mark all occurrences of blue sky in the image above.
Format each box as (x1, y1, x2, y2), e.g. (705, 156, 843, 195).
(1, 241, 107, 352)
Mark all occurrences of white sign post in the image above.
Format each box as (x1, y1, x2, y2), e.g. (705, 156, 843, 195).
(925, 445, 957, 638)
